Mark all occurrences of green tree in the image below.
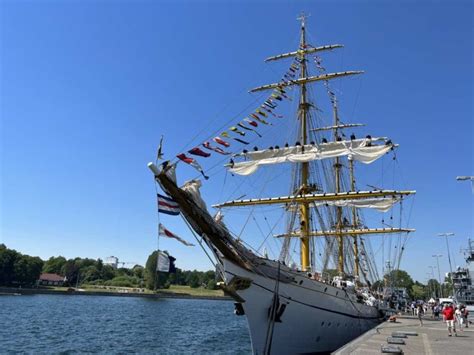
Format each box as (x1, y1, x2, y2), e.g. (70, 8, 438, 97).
(0, 245, 43, 286)
(187, 271, 201, 288)
(61, 259, 80, 286)
(410, 284, 425, 300)
(132, 265, 144, 279)
(0, 244, 18, 285)
(206, 279, 218, 290)
(101, 265, 116, 281)
(385, 269, 414, 291)
(13, 255, 43, 286)
(42, 256, 66, 274)
(426, 279, 441, 298)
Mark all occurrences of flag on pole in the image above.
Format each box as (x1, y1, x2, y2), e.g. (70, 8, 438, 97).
(156, 251, 177, 273)
(159, 223, 195, 246)
(157, 193, 180, 215)
(176, 153, 209, 179)
(156, 135, 164, 161)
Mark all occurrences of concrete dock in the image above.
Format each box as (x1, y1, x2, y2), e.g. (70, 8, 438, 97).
(333, 315, 472, 355)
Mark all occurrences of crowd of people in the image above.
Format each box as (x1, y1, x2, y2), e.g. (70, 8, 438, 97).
(407, 301, 470, 336)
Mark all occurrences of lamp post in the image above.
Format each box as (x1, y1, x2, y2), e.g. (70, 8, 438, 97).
(438, 233, 455, 275)
(432, 254, 443, 297)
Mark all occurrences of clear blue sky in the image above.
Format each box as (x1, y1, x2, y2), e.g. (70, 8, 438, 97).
(1, 1, 472, 283)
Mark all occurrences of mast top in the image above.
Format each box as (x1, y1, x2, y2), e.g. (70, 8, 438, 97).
(297, 12, 310, 28)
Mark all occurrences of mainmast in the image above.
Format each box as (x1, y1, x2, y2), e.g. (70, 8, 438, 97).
(331, 97, 345, 274)
(298, 14, 311, 271)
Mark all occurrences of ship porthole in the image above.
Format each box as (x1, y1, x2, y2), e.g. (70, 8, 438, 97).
(321, 321, 325, 326)
(324, 287, 327, 292)
(328, 322, 331, 327)
(336, 291, 339, 296)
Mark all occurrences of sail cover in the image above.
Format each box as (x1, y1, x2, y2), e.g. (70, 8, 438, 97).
(229, 137, 393, 176)
(312, 197, 400, 212)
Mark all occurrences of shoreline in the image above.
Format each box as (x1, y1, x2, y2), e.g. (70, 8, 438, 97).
(0, 286, 232, 301)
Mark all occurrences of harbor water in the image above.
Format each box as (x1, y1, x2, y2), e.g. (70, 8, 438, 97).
(1, 294, 251, 354)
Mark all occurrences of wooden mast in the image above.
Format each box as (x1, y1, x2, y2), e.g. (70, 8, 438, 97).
(298, 13, 310, 271)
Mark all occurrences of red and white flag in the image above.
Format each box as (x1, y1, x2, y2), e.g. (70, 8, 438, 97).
(213, 136, 230, 147)
(202, 141, 230, 155)
(158, 223, 194, 247)
(176, 153, 209, 179)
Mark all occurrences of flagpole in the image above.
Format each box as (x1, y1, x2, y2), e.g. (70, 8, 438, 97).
(155, 184, 162, 291)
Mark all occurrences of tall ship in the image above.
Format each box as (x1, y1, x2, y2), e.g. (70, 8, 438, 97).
(451, 239, 474, 308)
(148, 15, 415, 354)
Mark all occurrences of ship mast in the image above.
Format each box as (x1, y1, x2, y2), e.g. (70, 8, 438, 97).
(217, 16, 416, 278)
(298, 13, 311, 271)
(349, 158, 360, 278)
(331, 98, 345, 274)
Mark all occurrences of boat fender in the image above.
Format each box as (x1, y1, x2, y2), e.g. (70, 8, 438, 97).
(234, 302, 245, 316)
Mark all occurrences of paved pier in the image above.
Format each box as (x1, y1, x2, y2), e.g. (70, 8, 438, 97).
(333, 315, 472, 355)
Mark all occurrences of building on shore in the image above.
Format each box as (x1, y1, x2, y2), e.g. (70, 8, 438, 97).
(38, 273, 66, 286)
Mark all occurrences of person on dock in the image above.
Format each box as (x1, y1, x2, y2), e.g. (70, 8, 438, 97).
(442, 304, 457, 337)
(455, 305, 464, 332)
(417, 304, 424, 327)
(462, 306, 469, 328)
(433, 303, 440, 320)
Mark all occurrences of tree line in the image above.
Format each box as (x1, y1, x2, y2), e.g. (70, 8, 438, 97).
(0, 244, 217, 290)
(0, 244, 452, 297)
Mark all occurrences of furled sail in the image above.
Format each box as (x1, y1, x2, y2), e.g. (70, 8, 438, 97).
(312, 197, 400, 212)
(228, 137, 394, 176)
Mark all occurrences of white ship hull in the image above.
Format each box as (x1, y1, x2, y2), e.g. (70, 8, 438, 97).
(223, 260, 383, 354)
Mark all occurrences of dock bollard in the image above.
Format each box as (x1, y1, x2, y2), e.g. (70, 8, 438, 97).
(381, 344, 404, 354)
(401, 331, 418, 336)
(386, 337, 405, 345)
(391, 332, 408, 338)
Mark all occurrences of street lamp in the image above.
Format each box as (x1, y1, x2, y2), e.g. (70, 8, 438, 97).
(432, 254, 443, 297)
(438, 233, 455, 275)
